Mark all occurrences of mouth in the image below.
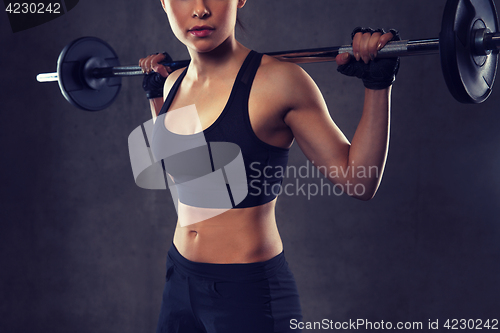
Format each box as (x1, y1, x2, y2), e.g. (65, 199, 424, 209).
(188, 26, 215, 37)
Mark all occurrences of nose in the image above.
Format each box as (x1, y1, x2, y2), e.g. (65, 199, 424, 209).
(193, 0, 210, 19)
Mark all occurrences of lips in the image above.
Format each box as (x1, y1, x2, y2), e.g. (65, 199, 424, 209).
(189, 25, 214, 38)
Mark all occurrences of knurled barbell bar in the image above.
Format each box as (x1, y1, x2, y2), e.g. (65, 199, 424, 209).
(37, 0, 500, 111)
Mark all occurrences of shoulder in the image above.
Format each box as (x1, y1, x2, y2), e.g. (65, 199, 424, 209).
(257, 54, 310, 85)
(162, 67, 186, 100)
(255, 54, 325, 110)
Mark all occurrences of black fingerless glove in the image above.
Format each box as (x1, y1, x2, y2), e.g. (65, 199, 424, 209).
(142, 52, 172, 99)
(337, 27, 401, 90)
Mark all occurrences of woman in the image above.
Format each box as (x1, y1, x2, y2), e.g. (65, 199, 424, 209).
(139, 0, 398, 332)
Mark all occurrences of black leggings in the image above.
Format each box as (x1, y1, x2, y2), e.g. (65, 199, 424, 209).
(156, 243, 303, 333)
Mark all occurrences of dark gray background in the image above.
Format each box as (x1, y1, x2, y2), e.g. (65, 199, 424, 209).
(1, 0, 500, 332)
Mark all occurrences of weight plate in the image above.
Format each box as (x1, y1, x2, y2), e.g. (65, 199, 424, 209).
(57, 36, 121, 111)
(440, 0, 499, 104)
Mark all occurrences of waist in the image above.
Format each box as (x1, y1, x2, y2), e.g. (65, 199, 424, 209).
(167, 242, 286, 282)
(173, 198, 283, 263)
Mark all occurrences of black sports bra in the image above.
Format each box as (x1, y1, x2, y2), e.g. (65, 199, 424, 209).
(151, 51, 290, 209)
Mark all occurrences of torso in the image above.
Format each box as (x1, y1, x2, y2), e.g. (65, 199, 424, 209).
(164, 51, 295, 264)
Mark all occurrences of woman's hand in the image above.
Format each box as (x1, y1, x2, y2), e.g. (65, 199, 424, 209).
(139, 53, 173, 119)
(335, 28, 400, 90)
(139, 53, 170, 77)
(336, 29, 394, 65)
(139, 53, 172, 100)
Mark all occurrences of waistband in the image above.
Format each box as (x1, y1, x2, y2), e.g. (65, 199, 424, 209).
(167, 242, 286, 282)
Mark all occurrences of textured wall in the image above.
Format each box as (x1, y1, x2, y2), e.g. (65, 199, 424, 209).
(1, 0, 499, 332)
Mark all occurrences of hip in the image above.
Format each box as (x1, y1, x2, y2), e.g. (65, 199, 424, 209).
(156, 243, 303, 332)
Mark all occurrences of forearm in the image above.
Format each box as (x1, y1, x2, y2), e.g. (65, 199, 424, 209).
(149, 97, 164, 123)
(346, 86, 391, 199)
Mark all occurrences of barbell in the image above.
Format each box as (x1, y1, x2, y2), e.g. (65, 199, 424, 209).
(37, 0, 500, 111)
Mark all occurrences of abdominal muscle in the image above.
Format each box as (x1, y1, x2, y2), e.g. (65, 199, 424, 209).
(172, 197, 283, 264)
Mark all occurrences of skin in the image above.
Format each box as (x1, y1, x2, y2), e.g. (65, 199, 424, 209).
(139, 0, 394, 264)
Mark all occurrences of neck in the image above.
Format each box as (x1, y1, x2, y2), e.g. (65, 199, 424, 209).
(186, 34, 249, 80)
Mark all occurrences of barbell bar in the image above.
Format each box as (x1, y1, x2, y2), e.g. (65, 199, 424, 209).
(36, 38, 443, 82)
(36, 0, 500, 111)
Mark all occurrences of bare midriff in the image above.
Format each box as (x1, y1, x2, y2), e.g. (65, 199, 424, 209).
(172, 197, 283, 264)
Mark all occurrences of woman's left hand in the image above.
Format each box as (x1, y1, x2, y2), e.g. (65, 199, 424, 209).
(336, 28, 394, 65)
(335, 27, 400, 90)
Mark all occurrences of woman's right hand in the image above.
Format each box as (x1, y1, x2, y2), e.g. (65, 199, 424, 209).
(140, 53, 172, 100)
(139, 53, 170, 78)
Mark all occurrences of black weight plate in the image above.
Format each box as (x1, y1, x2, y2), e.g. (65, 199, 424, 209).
(57, 37, 121, 111)
(440, 0, 499, 104)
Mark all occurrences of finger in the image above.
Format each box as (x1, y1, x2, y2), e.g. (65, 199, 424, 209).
(141, 57, 153, 73)
(352, 32, 363, 62)
(359, 32, 372, 64)
(140, 56, 151, 73)
(335, 52, 352, 65)
(377, 32, 394, 51)
(151, 54, 167, 74)
(152, 62, 170, 78)
(145, 56, 153, 74)
(152, 53, 166, 65)
(145, 55, 156, 74)
(139, 58, 146, 73)
(156, 66, 170, 78)
(368, 32, 382, 59)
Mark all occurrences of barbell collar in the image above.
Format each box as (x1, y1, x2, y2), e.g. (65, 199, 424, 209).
(483, 31, 500, 52)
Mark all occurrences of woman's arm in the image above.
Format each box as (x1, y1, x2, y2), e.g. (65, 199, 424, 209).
(139, 53, 172, 123)
(282, 32, 395, 201)
(344, 87, 391, 200)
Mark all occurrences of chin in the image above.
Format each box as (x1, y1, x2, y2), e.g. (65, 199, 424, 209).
(188, 41, 220, 54)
